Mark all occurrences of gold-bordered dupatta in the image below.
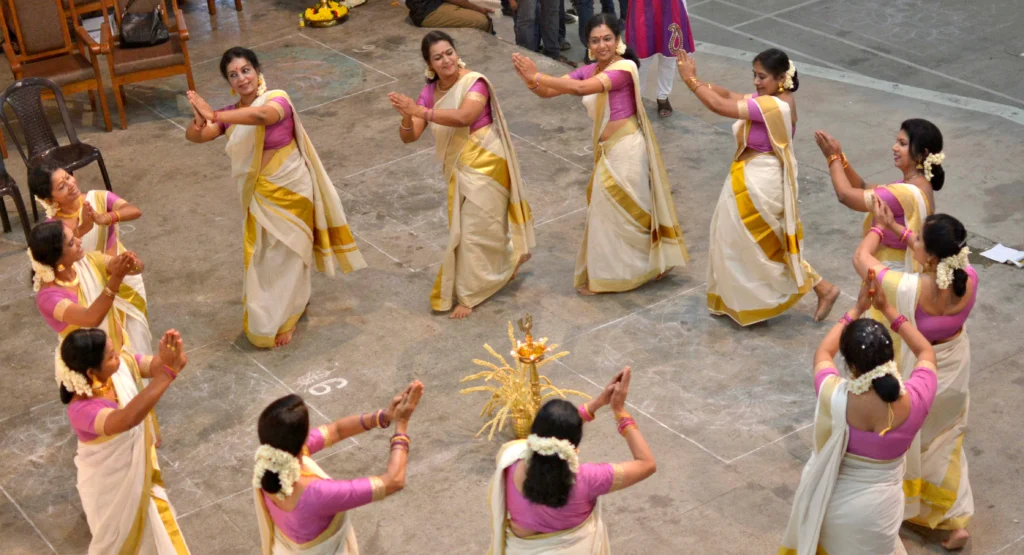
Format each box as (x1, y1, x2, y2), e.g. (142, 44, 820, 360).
(225, 90, 367, 275)
(584, 60, 689, 269)
(735, 95, 809, 292)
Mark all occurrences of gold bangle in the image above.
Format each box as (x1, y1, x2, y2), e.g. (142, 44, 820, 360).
(614, 411, 631, 420)
(399, 122, 412, 131)
(826, 153, 842, 167)
(840, 152, 849, 169)
(686, 77, 698, 91)
(102, 287, 116, 298)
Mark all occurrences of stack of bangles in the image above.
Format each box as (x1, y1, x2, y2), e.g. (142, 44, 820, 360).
(839, 313, 856, 326)
(899, 228, 913, 245)
(102, 286, 116, 299)
(578, 403, 595, 422)
(529, 73, 544, 90)
(359, 409, 391, 431)
(685, 77, 711, 92)
(890, 315, 908, 333)
(162, 365, 179, 380)
(868, 225, 885, 240)
(826, 152, 850, 169)
(615, 413, 637, 436)
(390, 433, 410, 453)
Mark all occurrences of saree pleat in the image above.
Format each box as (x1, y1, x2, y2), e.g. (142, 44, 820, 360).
(225, 90, 365, 347)
(881, 269, 974, 530)
(429, 72, 535, 312)
(707, 96, 817, 325)
(574, 60, 687, 293)
(75, 355, 189, 554)
(487, 441, 611, 555)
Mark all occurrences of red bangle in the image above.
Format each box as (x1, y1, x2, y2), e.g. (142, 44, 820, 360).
(890, 315, 908, 333)
(838, 313, 855, 326)
(162, 365, 178, 380)
(900, 228, 912, 244)
(868, 226, 884, 239)
(579, 403, 595, 422)
(359, 412, 371, 431)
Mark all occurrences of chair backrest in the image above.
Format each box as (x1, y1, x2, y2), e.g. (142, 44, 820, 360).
(1, 0, 73, 61)
(0, 78, 80, 164)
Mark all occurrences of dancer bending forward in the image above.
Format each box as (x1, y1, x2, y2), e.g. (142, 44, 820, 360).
(676, 48, 839, 325)
(186, 47, 366, 347)
(514, 14, 689, 295)
(389, 31, 535, 319)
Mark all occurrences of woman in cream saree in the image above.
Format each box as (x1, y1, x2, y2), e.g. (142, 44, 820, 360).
(512, 14, 688, 294)
(676, 48, 838, 325)
(186, 47, 365, 347)
(61, 328, 190, 554)
(389, 31, 534, 319)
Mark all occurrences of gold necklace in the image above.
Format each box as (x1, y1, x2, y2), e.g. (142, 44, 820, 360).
(436, 79, 455, 93)
(54, 268, 79, 288)
(56, 198, 83, 220)
(91, 377, 114, 396)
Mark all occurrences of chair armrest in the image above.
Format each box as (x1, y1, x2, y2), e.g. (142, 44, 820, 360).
(174, 8, 189, 41)
(101, 21, 113, 53)
(1, 40, 20, 72)
(74, 25, 102, 55)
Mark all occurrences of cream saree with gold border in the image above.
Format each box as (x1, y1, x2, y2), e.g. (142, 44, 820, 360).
(76, 354, 189, 554)
(879, 268, 974, 531)
(780, 375, 907, 555)
(77, 190, 123, 256)
(487, 440, 611, 555)
(428, 72, 535, 312)
(862, 184, 928, 273)
(225, 90, 366, 347)
(254, 457, 359, 555)
(574, 60, 688, 293)
(707, 96, 819, 326)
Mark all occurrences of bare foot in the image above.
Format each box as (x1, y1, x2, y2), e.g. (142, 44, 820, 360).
(274, 328, 295, 347)
(813, 284, 841, 323)
(577, 286, 597, 296)
(942, 529, 969, 550)
(450, 304, 473, 319)
(511, 253, 532, 280)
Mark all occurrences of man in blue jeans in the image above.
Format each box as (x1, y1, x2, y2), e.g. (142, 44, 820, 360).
(515, 0, 574, 64)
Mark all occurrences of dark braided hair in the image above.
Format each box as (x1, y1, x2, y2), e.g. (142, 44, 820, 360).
(839, 319, 900, 402)
(923, 214, 969, 297)
(522, 399, 584, 508)
(257, 394, 309, 494)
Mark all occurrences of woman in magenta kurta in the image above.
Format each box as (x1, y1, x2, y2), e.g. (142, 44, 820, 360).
(624, 0, 695, 117)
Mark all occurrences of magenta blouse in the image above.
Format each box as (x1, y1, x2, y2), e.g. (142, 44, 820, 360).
(745, 94, 796, 153)
(36, 286, 78, 334)
(216, 96, 295, 150)
(876, 267, 978, 343)
(263, 428, 374, 544)
(417, 78, 493, 132)
(66, 353, 146, 442)
(568, 65, 636, 121)
(504, 460, 615, 533)
(814, 365, 937, 460)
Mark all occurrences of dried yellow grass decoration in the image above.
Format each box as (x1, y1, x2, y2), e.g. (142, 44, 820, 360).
(460, 321, 589, 440)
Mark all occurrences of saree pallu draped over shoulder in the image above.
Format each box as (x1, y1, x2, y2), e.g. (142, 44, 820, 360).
(254, 457, 359, 555)
(706, 96, 820, 325)
(880, 269, 974, 531)
(575, 60, 688, 293)
(75, 354, 189, 554)
(428, 72, 535, 312)
(487, 441, 611, 555)
(780, 376, 907, 555)
(224, 90, 366, 347)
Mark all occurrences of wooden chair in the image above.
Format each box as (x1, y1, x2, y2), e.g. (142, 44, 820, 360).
(97, 0, 195, 129)
(63, 0, 103, 18)
(0, 0, 112, 131)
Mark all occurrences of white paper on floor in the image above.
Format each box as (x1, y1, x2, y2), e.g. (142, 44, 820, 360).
(980, 244, 1024, 268)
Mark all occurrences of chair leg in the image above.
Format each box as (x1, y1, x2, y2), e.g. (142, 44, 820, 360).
(0, 196, 10, 233)
(0, 132, 6, 159)
(88, 90, 97, 111)
(97, 155, 114, 192)
(208, 0, 217, 15)
(235, 0, 243, 11)
(113, 85, 128, 130)
(8, 186, 31, 241)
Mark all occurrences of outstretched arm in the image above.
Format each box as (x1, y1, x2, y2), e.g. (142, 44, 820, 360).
(676, 51, 741, 118)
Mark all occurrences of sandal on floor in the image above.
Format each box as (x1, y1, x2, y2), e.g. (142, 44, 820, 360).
(657, 98, 673, 118)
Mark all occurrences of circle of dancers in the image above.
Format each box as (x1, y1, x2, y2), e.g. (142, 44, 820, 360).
(21, 14, 977, 554)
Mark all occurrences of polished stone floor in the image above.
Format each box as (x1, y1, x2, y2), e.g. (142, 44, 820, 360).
(1, 0, 1023, 553)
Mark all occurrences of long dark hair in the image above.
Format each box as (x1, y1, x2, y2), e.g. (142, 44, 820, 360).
(522, 399, 584, 508)
(28, 162, 62, 202)
(900, 118, 944, 190)
(421, 31, 456, 83)
(923, 214, 969, 297)
(839, 320, 900, 403)
(28, 221, 65, 288)
(753, 48, 799, 92)
(257, 394, 309, 494)
(59, 328, 107, 404)
(220, 46, 261, 80)
(584, 13, 641, 69)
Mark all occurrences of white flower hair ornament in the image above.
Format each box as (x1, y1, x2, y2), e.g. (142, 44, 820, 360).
(27, 248, 55, 292)
(253, 445, 302, 500)
(35, 196, 58, 218)
(523, 434, 580, 474)
(615, 40, 627, 56)
(935, 246, 970, 290)
(256, 74, 268, 97)
(918, 152, 945, 181)
(782, 60, 796, 91)
(55, 348, 92, 397)
(848, 360, 905, 396)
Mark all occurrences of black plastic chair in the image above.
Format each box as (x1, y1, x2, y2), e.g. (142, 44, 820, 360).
(0, 158, 31, 241)
(0, 77, 113, 222)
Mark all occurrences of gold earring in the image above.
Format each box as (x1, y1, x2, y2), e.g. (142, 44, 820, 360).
(57, 264, 65, 271)
(230, 88, 238, 96)
(777, 83, 785, 93)
(587, 48, 594, 60)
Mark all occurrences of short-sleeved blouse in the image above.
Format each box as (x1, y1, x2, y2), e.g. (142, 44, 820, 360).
(417, 77, 493, 132)
(568, 64, 636, 121)
(505, 460, 619, 533)
(216, 96, 295, 150)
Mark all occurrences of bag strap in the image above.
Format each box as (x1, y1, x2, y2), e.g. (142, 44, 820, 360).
(124, 0, 137, 12)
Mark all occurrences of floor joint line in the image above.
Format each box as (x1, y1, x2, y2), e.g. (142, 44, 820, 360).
(1, 485, 58, 554)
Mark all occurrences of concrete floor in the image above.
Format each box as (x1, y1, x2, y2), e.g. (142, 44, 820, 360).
(1, 0, 1023, 553)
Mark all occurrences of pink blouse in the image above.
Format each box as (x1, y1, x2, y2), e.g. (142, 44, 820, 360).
(876, 267, 978, 343)
(417, 78, 493, 133)
(745, 94, 796, 153)
(568, 65, 636, 121)
(36, 286, 78, 334)
(263, 428, 374, 544)
(814, 365, 937, 460)
(217, 96, 295, 150)
(505, 460, 615, 533)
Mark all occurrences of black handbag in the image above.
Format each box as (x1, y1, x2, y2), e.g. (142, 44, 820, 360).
(119, 0, 170, 48)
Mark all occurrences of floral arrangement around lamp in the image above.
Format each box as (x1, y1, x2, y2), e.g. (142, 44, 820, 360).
(300, 0, 349, 27)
